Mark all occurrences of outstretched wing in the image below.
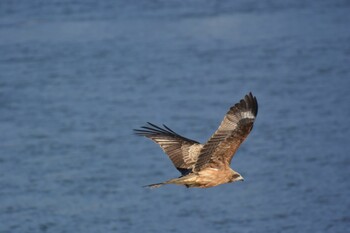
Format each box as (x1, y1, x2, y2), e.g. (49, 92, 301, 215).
(134, 122, 202, 175)
(194, 92, 258, 171)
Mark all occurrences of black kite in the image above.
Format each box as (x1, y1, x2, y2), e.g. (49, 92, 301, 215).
(134, 92, 258, 188)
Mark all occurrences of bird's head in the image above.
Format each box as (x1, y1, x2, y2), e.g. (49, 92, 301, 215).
(229, 171, 244, 183)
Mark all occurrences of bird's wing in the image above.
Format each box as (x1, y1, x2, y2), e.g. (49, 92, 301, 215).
(194, 92, 258, 171)
(134, 122, 201, 175)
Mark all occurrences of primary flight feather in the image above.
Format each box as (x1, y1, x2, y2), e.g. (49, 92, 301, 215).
(134, 92, 258, 188)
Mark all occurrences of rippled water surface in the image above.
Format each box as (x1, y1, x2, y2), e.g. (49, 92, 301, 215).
(1, 1, 350, 233)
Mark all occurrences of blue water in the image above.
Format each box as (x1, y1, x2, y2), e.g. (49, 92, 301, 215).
(1, 1, 350, 233)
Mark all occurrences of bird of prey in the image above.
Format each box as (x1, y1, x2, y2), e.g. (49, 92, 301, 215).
(134, 92, 258, 188)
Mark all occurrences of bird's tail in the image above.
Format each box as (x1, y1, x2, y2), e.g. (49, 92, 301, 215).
(143, 182, 167, 188)
(143, 175, 196, 188)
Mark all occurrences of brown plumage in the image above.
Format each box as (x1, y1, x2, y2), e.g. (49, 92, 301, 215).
(134, 92, 258, 188)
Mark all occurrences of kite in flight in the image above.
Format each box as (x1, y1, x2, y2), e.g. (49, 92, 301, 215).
(134, 92, 258, 188)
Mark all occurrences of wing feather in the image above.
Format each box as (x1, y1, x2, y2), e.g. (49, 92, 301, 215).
(194, 92, 258, 171)
(134, 122, 202, 175)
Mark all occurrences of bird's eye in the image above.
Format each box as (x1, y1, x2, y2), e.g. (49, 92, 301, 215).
(232, 174, 240, 179)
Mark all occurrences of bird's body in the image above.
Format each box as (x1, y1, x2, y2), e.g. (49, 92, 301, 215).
(158, 166, 240, 188)
(134, 92, 258, 188)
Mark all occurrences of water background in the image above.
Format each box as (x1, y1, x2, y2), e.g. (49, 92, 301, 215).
(1, 1, 349, 232)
